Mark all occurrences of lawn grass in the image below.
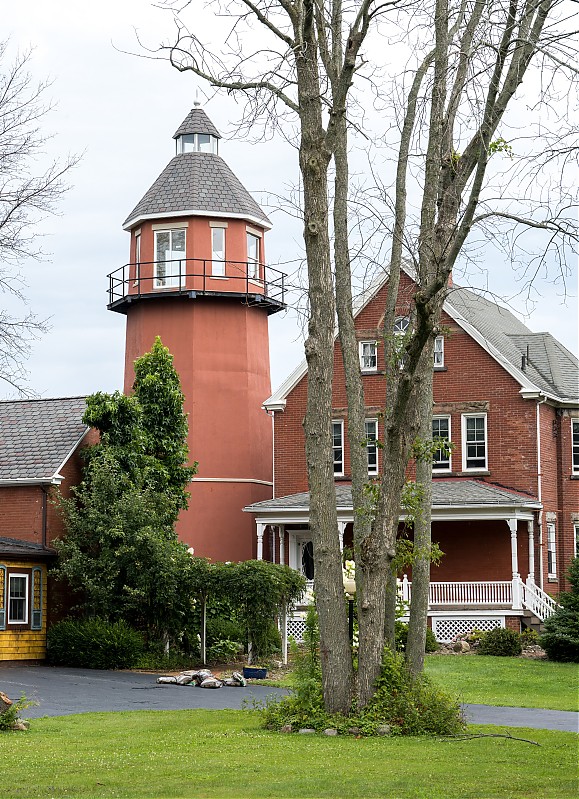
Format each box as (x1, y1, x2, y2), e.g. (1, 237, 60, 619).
(424, 655, 579, 711)
(3, 710, 577, 799)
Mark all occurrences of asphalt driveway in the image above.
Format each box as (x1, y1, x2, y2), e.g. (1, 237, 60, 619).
(1, 665, 577, 732)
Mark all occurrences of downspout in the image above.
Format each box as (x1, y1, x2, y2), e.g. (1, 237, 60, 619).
(40, 485, 48, 548)
(536, 396, 546, 591)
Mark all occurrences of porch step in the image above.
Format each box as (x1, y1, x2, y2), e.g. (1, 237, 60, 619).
(522, 609, 545, 635)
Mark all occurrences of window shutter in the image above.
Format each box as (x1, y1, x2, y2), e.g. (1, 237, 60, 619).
(0, 565, 6, 630)
(31, 567, 43, 630)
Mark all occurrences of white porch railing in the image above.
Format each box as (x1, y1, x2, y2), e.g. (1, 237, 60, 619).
(400, 576, 513, 607)
(521, 577, 560, 620)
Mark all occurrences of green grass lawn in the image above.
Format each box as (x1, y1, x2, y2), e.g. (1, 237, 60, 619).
(3, 710, 577, 799)
(424, 655, 579, 711)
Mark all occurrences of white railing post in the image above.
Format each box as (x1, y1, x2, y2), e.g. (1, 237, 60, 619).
(256, 523, 265, 561)
(278, 526, 285, 566)
(402, 574, 410, 603)
(527, 520, 535, 582)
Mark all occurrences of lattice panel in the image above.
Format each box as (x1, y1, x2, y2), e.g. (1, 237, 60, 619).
(432, 616, 503, 643)
(286, 616, 307, 643)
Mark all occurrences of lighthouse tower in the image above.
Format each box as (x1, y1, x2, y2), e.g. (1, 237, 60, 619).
(107, 105, 285, 562)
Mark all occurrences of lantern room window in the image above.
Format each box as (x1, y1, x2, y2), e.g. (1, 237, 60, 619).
(176, 133, 218, 154)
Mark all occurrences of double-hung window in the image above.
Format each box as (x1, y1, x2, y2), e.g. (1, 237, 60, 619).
(462, 414, 487, 471)
(432, 416, 451, 471)
(8, 573, 28, 625)
(547, 523, 557, 578)
(572, 419, 579, 475)
(434, 336, 444, 368)
(211, 227, 226, 276)
(247, 232, 260, 280)
(365, 419, 378, 475)
(154, 228, 185, 289)
(332, 420, 344, 476)
(359, 341, 377, 372)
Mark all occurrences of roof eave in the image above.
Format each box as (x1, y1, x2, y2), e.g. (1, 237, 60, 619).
(123, 208, 272, 232)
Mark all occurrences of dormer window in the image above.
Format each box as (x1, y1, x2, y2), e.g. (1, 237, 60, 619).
(176, 133, 218, 155)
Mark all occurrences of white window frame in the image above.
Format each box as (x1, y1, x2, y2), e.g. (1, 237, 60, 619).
(8, 573, 28, 625)
(332, 420, 344, 477)
(434, 336, 444, 368)
(154, 228, 186, 289)
(359, 341, 377, 373)
(365, 419, 378, 475)
(247, 232, 260, 280)
(432, 415, 451, 472)
(572, 419, 579, 475)
(211, 227, 226, 277)
(547, 522, 557, 578)
(462, 413, 488, 471)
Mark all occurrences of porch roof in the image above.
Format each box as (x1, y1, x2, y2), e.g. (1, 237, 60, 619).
(244, 480, 541, 523)
(0, 536, 56, 560)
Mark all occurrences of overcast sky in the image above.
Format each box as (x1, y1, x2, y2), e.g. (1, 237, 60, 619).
(3, 1, 577, 401)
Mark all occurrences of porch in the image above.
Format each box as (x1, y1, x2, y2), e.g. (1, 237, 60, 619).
(244, 480, 558, 644)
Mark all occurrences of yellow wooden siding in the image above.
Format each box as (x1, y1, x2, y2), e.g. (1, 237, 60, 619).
(0, 560, 48, 661)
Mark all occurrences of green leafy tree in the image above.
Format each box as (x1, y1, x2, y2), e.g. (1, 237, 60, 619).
(54, 338, 197, 642)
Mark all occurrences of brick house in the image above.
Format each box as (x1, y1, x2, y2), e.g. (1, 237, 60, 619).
(247, 267, 579, 642)
(0, 397, 94, 661)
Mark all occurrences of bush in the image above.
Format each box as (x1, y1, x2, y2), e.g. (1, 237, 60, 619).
(206, 616, 243, 646)
(540, 557, 579, 663)
(478, 627, 522, 656)
(47, 618, 145, 669)
(0, 694, 36, 731)
(262, 608, 463, 737)
(206, 639, 241, 663)
(519, 627, 540, 647)
(395, 621, 438, 653)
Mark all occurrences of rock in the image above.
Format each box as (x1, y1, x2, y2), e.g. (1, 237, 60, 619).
(323, 728, 338, 736)
(298, 728, 315, 734)
(10, 721, 29, 731)
(0, 691, 13, 714)
(376, 725, 391, 736)
(460, 640, 471, 652)
(200, 677, 223, 689)
(280, 724, 293, 733)
(452, 642, 462, 652)
(347, 727, 361, 736)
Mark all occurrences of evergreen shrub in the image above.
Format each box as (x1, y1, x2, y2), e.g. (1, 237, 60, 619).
(540, 557, 579, 663)
(47, 618, 145, 669)
(477, 627, 522, 656)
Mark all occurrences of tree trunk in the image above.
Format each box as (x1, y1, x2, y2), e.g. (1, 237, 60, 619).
(406, 341, 434, 676)
(297, 1, 352, 714)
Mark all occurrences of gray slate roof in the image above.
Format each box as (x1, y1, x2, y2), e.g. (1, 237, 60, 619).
(123, 152, 271, 229)
(247, 481, 540, 512)
(0, 397, 88, 482)
(0, 536, 56, 558)
(173, 107, 222, 139)
(447, 286, 578, 403)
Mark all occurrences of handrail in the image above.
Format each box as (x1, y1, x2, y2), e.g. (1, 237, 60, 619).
(107, 258, 286, 307)
(522, 578, 561, 621)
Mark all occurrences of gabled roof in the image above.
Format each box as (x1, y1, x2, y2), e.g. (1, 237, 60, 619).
(245, 480, 541, 520)
(0, 397, 89, 484)
(264, 266, 578, 409)
(173, 107, 222, 139)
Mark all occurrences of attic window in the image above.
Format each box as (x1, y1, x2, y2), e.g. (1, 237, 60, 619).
(176, 133, 218, 155)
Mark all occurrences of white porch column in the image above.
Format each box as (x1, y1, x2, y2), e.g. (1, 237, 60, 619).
(256, 523, 265, 561)
(527, 520, 535, 582)
(338, 521, 347, 553)
(278, 525, 285, 565)
(508, 518, 522, 609)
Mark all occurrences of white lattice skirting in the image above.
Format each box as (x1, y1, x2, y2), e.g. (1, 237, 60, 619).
(286, 616, 307, 643)
(432, 616, 504, 643)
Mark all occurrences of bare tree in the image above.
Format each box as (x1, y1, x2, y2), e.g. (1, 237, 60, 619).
(0, 42, 76, 395)
(151, 0, 577, 711)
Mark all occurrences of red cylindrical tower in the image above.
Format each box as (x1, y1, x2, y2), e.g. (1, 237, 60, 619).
(107, 105, 285, 562)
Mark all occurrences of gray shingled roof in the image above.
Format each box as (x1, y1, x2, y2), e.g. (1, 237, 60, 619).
(123, 152, 271, 229)
(0, 536, 56, 558)
(246, 481, 540, 512)
(0, 397, 88, 482)
(447, 286, 578, 402)
(173, 107, 222, 139)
